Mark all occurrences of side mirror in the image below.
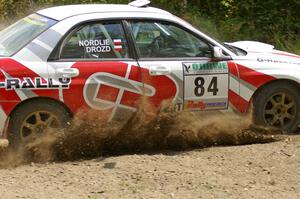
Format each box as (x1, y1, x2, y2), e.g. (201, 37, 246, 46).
(213, 46, 231, 60)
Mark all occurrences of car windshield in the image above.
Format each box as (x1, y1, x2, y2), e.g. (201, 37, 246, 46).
(0, 14, 57, 57)
(223, 43, 247, 56)
(188, 25, 245, 56)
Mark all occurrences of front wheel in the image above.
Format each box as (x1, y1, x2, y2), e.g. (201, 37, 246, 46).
(253, 82, 300, 133)
(8, 99, 71, 147)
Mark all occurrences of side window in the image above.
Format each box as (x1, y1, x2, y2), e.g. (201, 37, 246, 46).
(60, 22, 129, 59)
(129, 21, 212, 58)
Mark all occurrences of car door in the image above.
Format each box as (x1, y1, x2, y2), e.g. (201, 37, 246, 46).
(48, 20, 144, 120)
(127, 20, 229, 111)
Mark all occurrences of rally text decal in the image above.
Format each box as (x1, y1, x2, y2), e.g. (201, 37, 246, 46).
(0, 77, 71, 90)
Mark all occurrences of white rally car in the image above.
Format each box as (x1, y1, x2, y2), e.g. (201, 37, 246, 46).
(0, 0, 299, 146)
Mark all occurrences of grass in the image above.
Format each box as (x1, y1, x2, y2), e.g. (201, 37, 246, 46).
(185, 14, 300, 55)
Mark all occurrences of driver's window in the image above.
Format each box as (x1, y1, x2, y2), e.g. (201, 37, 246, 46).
(60, 21, 129, 59)
(129, 21, 212, 58)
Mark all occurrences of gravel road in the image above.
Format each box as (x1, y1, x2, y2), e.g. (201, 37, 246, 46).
(0, 135, 299, 199)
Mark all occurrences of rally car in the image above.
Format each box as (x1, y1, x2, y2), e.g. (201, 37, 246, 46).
(0, 0, 299, 147)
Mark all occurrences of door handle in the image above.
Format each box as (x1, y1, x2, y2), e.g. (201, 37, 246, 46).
(149, 66, 171, 76)
(56, 68, 79, 78)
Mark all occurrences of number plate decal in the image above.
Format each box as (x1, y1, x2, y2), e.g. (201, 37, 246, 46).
(183, 61, 229, 111)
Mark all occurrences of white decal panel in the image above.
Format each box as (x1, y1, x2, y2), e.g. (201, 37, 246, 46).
(183, 62, 229, 111)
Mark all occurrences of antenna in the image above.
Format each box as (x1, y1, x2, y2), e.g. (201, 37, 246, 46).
(129, 0, 151, 8)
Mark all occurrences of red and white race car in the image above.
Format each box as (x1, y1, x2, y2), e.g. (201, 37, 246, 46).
(0, 0, 299, 146)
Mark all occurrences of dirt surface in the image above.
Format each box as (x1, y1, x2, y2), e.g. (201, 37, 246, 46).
(0, 135, 299, 199)
(0, 105, 299, 199)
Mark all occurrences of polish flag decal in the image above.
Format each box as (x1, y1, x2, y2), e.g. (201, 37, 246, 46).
(113, 39, 122, 52)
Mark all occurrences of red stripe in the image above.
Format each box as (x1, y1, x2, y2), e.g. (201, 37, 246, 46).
(114, 42, 122, 45)
(0, 58, 60, 109)
(1, 102, 19, 116)
(229, 89, 250, 113)
(272, 52, 300, 59)
(237, 63, 276, 88)
(228, 61, 238, 78)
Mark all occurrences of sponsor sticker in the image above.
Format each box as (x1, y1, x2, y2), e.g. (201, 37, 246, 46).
(205, 101, 227, 108)
(183, 61, 229, 111)
(79, 39, 123, 54)
(183, 61, 228, 75)
(175, 103, 184, 111)
(0, 77, 71, 90)
(185, 100, 228, 111)
(24, 14, 57, 27)
(257, 58, 300, 65)
(185, 100, 206, 110)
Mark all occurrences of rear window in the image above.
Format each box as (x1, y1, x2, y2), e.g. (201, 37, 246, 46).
(60, 21, 129, 59)
(0, 14, 57, 57)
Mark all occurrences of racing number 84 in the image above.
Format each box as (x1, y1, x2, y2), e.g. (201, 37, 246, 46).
(194, 76, 219, 97)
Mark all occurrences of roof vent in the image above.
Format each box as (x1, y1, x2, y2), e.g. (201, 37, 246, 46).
(129, 0, 151, 8)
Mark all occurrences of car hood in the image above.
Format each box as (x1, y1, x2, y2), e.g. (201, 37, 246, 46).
(228, 41, 300, 63)
(226, 41, 275, 52)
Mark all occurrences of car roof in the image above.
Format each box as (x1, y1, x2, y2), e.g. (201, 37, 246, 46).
(37, 4, 172, 21)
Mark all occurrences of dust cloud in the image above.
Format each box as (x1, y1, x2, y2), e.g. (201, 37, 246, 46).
(0, 100, 283, 168)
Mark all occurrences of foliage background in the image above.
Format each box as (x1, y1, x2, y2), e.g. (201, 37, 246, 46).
(0, 0, 299, 54)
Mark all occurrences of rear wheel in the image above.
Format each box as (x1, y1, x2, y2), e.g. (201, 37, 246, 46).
(253, 82, 300, 133)
(8, 100, 71, 147)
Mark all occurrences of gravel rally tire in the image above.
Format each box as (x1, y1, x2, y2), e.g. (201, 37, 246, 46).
(253, 82, 300, 133)
(8, 99, 71, 147)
